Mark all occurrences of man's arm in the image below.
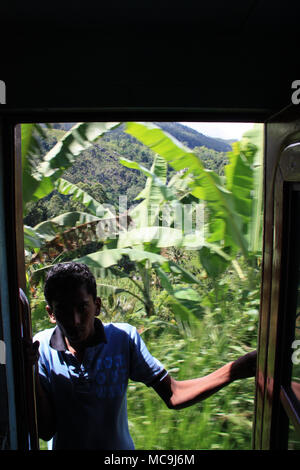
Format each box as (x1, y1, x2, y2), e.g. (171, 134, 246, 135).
(24, 339, 56, 441)
(34, 368, 56, 441)
(152, 350, 257, 410)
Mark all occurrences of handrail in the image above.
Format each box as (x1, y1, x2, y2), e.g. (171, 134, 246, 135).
(19, 289, 39, 450)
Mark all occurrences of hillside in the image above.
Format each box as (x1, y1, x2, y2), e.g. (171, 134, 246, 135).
(52, 122, 232, 152)
(25, 122, 230, 226)
(154, 122, 232, 152)
(61, 122, 229, 206)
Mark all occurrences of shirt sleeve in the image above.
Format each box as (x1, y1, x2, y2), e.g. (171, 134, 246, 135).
(128, 326, 168, 386)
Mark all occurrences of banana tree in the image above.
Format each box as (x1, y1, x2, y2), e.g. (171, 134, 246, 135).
(22, 122, 124, 294)
(23, 121, 262, 326)
(23, 126, 204, 322)
(22, 123, 120, 257)
(22, 122, 120, 211)
(124, 121, 263, 279)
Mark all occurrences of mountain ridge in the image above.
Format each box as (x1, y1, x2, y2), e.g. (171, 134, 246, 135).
(154, 122, 232, 152)
(25, 122, 231, 226)
(51, 122, 233, 153)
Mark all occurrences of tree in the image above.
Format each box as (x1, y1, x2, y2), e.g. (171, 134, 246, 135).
(23, 121, 263, 326)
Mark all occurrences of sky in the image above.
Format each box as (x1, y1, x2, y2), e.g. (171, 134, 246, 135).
(180, 122, 256, 141)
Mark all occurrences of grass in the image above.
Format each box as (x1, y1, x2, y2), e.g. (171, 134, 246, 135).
(126, 312, 256, 450)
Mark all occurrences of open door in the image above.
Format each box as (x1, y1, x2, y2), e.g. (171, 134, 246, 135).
(0, 120, 39, 449)
(254, 106, 300, 449)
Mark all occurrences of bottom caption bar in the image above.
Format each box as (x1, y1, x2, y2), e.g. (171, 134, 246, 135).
(103, 452, 195, 467)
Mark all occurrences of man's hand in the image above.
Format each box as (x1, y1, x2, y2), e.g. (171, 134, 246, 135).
(229, 350, 257, 381)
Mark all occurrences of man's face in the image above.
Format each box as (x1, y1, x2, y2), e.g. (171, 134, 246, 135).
(47, 285, 101, 346)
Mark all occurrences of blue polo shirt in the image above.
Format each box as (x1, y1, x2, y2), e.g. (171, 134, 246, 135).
(34, 319, 167, 450)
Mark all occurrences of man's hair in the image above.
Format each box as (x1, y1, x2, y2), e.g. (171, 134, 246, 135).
(44, 262, 97, 307)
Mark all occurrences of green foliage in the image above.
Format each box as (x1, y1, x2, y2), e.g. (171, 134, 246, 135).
(24, 121, 262, 450)
(124, 259, 259, 449)
(24, 120, 263, 325)
(124, 122, 262, 276)
(33, 211, 102, 240)
(63, 128, 154, 208)
(199, 245, 230, 279)
(55, 179, 112, 217)
(22, 122, 120, 212)
(24, 182, 110, 227)
(193, 146, 228, 175)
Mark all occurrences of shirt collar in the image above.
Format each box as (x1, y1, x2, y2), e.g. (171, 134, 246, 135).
(49, 318, 107, 351)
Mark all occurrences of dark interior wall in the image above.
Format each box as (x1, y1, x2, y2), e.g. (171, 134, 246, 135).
(0, 0, 299, 119)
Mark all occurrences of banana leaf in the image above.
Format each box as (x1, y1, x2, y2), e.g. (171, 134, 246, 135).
(125, 122, 249, 258)
(96, 283, 145, 305)
(24, 225, 46, 249)
(22, 124, 49, 205)
(74, 247, 170, 270)
(117, 226, 185, 249)
(225, 140, 255, 243)
(32, 211, 102, 241)
(55, 178, 114, 218)
(22, 122, 120, 209)
(242, 124, 264, 254)
(120, 156, 176, 204)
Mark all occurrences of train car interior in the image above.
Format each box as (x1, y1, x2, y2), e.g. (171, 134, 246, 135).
(0, 0, 300, 451)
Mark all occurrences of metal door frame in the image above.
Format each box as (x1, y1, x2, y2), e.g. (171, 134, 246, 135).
(253, 105, 300, 449)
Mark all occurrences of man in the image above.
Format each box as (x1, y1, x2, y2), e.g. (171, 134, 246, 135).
(26, 262, 257, 450)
